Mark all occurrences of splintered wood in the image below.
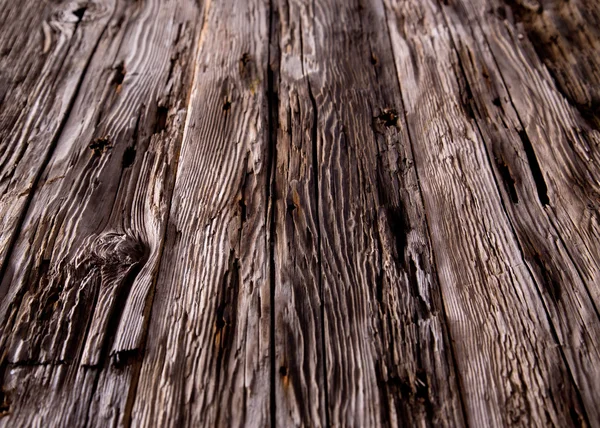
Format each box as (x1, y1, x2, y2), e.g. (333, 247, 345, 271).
(0, 0, 598, 426)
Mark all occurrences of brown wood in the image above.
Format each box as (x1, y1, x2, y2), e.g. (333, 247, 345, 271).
(0, 0, 599, 426)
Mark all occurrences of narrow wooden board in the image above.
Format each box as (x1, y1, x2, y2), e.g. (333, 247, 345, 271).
(0, 0, 115, 281)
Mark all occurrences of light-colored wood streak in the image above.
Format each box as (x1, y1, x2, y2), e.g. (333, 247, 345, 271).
(130, 0, 272, 426)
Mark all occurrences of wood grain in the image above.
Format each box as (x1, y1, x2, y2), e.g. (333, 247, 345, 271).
(0, 0, 200, 425)
(384, 0, 589, 425)
(0, 0, 114, 282)
(438, 0, 600, 422)
(0, 0, 599, 426)
(272, 0, 465, 426)
(130, 0, 272, 426)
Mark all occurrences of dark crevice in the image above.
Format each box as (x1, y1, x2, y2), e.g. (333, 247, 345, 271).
(266, 0, 279, 426)
(384, 205, 410, 260)
(381, 1, 470, 426)
(122, 146, 136, 168)
(456, 69, 477, 120)
(113, 62, 126, 87)
(123, 106, 141, 172)
(214, 251, 240, 382)
(112, 348, 142, 369)
(73, 6, 87, 21)
(532, 253, 562, 302)
(154, 105, 169, 134)
(212, 252, 241, 426)
(495, 156, 520, 203)
(517, 129, 550, 206)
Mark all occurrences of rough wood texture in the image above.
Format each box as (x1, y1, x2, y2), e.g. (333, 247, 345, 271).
(0, 0, 599, 426)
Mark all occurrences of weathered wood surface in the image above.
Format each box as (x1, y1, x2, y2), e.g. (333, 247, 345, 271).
(0, 0, 599, 426)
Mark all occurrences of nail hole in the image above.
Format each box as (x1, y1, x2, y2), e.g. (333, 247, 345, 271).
(122, 146, 136, 168)
(89, 137, 111, 156)
(73, 6, 87, 21)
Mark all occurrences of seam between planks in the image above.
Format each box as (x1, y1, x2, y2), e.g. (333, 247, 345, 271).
(266, 0, 278, 424)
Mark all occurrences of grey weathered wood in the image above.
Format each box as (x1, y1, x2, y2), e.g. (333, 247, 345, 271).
(0, 0, 115, 282)
(130, 0, 272, 426)
(273, 0, 464, 426)
(384, 0, 590, 425)
(0, 0, 599, 426)
(0, 0, 200, 425)
(438, 0, 600, 422)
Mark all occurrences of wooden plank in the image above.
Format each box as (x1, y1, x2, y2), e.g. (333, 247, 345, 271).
(0, 0, 200, 425)
(0, 0, 114, 280)
(272, 0, 465, 425)
(383, 0, 588, 425)
(437, 0, 600, 423)
(130, 0, 272, 426)
(0, 0, 599, 426)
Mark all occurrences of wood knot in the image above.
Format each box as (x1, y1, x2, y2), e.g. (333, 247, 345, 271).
(91, 232, 148, 267)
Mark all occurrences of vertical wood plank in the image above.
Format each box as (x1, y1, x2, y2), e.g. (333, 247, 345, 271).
(0, 0, 115, 278)
(273, 0, 465, 425)
(384, 0, 588, 425)
(0, 1, 200, 426)
(131, 0, 272, 426)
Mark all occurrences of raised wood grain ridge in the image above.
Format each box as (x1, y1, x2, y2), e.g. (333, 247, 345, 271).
(0, 0, 598, 426)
